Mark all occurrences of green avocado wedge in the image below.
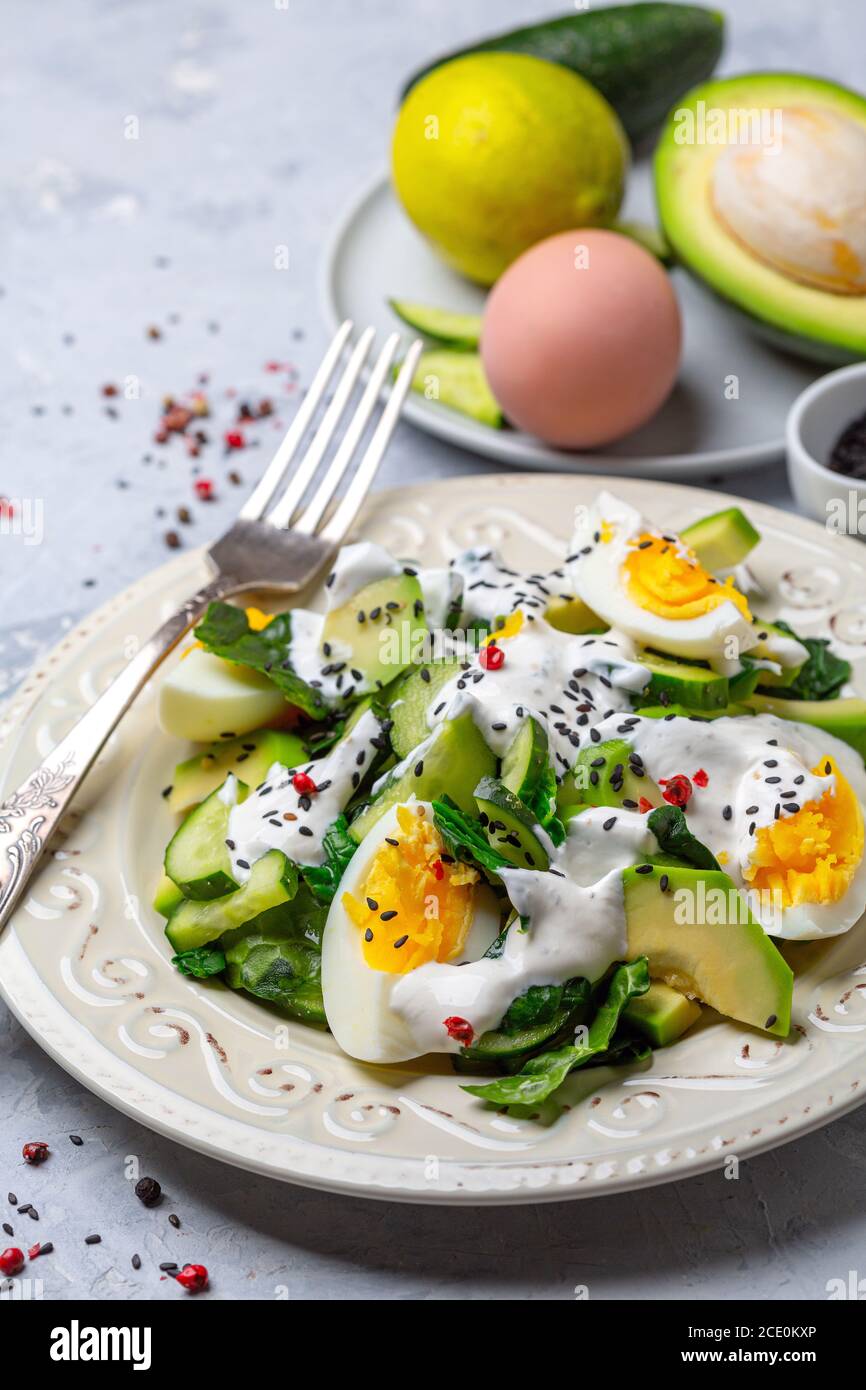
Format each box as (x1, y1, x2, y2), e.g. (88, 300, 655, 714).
(655, 73, 866, 363)
(623, 863, 792, 1038)
(745, 694, 866, 763)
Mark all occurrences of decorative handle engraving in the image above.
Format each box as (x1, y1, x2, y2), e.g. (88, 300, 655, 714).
(0, 577, 231, 930)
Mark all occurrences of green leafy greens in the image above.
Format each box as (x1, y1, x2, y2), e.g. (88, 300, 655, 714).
(760, 620, 851, 702)
(171, 946, 227, 979)
(194, 603, 328, 718)
(302, 815, 357, 905)
(461, 958, 650, 1106)
(432, 797, 511, 878)
(647, 804, 720, 872)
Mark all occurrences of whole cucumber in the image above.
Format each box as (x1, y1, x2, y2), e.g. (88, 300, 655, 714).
(401, 3, 725, 144)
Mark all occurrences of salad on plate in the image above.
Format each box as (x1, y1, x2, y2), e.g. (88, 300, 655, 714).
(152, 493, 866, 1111)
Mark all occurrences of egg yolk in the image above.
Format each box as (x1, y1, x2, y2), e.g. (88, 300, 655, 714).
(342, 806, 480, 974)
(622, 533, 751, 623)
(744, 757, 864, 907)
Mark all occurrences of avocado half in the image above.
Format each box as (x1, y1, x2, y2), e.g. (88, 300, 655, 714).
(655, 74, 866, 363)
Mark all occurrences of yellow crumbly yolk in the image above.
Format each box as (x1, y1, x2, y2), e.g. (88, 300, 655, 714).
(342, 806, 479, 974)
(484, 610, 524, 643)
(181, 606, 272, 659)
(622, 532, 751, 623)
(745, 757, 864, 908)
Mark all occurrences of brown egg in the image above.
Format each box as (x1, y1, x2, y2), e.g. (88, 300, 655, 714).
(481, 229, 682, 449)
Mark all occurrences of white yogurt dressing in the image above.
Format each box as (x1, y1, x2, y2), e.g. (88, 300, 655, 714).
(226, 709, 382, 875)
(323, 541, 402, 612)
(391, 810, 648, 1054)
(589, 709, 866, 938)
(451, 547, 582, 626)
(427, 614, 650, 771)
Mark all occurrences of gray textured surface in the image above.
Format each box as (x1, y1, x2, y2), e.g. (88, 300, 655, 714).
(3, 0, 866, 1302)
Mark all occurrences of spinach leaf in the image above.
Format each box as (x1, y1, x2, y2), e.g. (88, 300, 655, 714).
(525, 764, 566, 847)
(302, 815, 357, 905)
(194, 603, 328, 718)
(171, 946, 226, 979)
(432, 797, 511, 878)
(461, 958, 650, 1106)
(222, 882, 328, 1025)
(762, 620, 851, 702)
(647, 804, 720, 872)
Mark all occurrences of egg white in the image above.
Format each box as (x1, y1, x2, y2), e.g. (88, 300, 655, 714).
(321, 801, 501, 1063)
(569, 492, 758, 666)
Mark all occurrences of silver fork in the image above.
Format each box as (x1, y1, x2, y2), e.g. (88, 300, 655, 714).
(0, 322, 424, 928)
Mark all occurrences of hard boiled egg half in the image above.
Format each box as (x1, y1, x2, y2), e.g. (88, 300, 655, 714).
(570, 493, 757, 667)
(321, 802, 501, 1063)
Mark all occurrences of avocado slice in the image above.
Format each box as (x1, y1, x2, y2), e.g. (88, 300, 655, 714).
(558, 738, 664, 814)
(638, 703, 754, 721)
(680, 507, 761, 572)
(624, 980, 702, 1048)
(168, 729, 308, 815)
(623, 862, 792, 1037)
(349, 712, 496, 843)
(321, 571, 428, 695)
(655, 74, 866, 363)
(544, 594, 604, 635)
(745, 693, 866, 762)
(153, 872, 184, 919)
(401, 350, 504, 428)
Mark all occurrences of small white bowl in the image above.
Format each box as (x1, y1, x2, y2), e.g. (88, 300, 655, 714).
(787, 362, 866, 534)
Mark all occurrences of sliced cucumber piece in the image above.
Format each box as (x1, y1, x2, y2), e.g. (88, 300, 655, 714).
(680, 507, 760, 573)
(388, 299, 481, 349)
(500, 717, 548, 805)
(169, 729, 307, 814)
(321, 571, 428, 695)
(558, 738, 664, 814)
(164, 782, 249, 901)
(349, 712, 496, 843)
(153, 872, 184, 919)
(474, 776, 549, 871)
(402, 350, 503, 429)
(389, 659, 462, 759)
(165, 850, 299, 954)
(637, 654, 729, 711)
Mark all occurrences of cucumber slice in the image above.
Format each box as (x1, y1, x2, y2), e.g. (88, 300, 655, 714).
(389, 659, 462, 758)
(165, 850, 299, 954)
(500, 718, 548, 804)
(474, 776, 550, 871)
(558, 738, 664, 814)
(349, 712, 496, 843)
(680, 507, 760, 573)
(169, 729, 307, 815)
(401, 350, 503, 428)
(153, 872, 184, 919)
(164, 782, 249, 901)
(637, 653, 729, 711)
(389, 299, 481, 349)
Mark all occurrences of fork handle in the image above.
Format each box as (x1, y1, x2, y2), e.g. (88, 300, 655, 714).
(0, 576, 233, 930)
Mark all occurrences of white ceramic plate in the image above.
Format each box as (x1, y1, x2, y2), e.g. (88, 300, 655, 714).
(322, 173, 824, 479)
(3, 474, 866, 1204)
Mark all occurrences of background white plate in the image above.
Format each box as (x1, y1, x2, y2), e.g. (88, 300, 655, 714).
(3, 474, 866, 1203)
(323, 173, 824, 479)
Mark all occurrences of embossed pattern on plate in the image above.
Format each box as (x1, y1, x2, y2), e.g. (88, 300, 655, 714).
(2, 474, 866, 1203)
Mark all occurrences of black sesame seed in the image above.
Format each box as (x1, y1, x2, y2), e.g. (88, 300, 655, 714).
(385, 837, 399, 846)
(236, 858, 250, 869)
(783, 803, 800, 814)
(168, 1214, 181, 1229)
(603, 817, 617, 832)
(84, 1234, 101, 1245)
(765, 1014, 777, 1029)
(414, 760, 424, 777)
(393, 935, 409, 949)
(745, 806, 759, 817)
(132, 1253, 142, 1270)
(7, 1194, 17, 1207)
(635, 864, 653, 875)
(69, 1135, 83, 1146)
(764, 760, 778, 768)
(722, 805, 732, 821)
(299, 826, 314, 836)
(2, 1223, 11, 1237)
(659, 874, 670, 893)
(160, 1261, 178, 1273)
(765, 777, 781, 785)
(380, 910, 399, 922)
(365, 928, 374, 942)
(749, 821, 756, 836)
